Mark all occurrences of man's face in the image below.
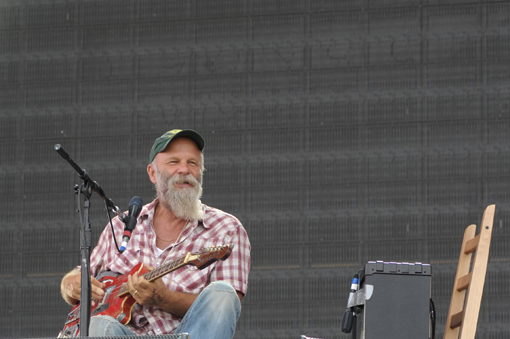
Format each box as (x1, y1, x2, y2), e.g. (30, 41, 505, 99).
(149, 137, 203, 187)
(147, 137, 204, 220)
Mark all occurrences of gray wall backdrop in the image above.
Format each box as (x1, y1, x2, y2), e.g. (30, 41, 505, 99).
(1, 0, 509, 338)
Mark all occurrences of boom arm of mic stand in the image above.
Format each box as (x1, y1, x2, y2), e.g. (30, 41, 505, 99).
(54, 144, 124, 218)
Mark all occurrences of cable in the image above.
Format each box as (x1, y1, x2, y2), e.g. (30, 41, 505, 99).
(430, 298, 436, 339)
(104, 199, 121, 253)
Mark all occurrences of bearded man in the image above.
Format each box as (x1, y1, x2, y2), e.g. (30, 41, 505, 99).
(60, 129, 251, 339)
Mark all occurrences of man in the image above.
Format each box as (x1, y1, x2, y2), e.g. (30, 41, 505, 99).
(60, 129, 251, 338)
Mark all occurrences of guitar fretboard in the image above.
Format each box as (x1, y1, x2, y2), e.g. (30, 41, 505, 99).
(117, 255, 188, 296)
(114, 245, 230, 297)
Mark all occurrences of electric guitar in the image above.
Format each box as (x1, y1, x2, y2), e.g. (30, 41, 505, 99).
(58, 244, 233, 338)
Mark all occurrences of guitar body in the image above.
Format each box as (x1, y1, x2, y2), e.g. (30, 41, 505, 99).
(59, 263, 149, 337)
(58, 245, 233, 338)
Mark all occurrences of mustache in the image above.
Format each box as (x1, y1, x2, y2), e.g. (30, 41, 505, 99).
(168, 174, 200, 187)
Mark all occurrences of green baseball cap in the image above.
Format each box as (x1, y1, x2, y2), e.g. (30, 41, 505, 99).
(149, 129, 205, 163)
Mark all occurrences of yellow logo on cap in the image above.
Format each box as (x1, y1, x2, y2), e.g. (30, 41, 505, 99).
(166, 129, 182, 138)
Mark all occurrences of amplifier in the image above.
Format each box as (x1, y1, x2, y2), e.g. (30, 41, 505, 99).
(351, 261, 432, 339)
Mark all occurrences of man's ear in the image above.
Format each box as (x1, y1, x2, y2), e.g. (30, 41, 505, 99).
(147, 164, 157, 184)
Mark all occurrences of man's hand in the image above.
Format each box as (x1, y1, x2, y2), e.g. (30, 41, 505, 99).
(123, 264, 198, 317)
(125, 267, 168, 307)
(60, 269, 106, 306)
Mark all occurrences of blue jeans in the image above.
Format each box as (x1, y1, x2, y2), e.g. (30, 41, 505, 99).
(89, 281, 241, 339)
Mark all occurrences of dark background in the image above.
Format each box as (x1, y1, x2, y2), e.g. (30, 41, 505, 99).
(0, 0, 509, 338)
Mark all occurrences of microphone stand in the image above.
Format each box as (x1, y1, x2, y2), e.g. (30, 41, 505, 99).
(55, 144, 124, 337)
(74, 178, 92, 337)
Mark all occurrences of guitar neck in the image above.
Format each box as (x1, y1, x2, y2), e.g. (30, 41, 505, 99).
(117, 252, 195, 296)
(143, 252, 194, 282)
(115, 245, 231, 297)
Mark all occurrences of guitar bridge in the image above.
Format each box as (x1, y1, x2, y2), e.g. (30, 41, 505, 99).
(92, 302, 110, 315)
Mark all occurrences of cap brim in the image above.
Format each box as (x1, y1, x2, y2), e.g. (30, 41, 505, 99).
(149, 129, 205, 163)
(172, 130, 205, 151)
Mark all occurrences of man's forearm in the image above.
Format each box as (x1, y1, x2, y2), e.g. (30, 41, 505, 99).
(149, 287, 198, 318)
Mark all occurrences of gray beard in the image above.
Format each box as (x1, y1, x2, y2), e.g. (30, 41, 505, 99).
(155, 170, 204, 221)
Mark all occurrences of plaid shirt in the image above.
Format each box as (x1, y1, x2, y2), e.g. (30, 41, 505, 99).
(89, 198, 251, 335)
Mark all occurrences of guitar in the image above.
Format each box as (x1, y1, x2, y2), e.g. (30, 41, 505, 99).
(58, 244, 233, 338)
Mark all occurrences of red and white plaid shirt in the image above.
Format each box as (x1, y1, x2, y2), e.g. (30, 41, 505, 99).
(89, 198, 251, 335)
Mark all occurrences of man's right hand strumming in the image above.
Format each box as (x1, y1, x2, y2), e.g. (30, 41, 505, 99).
(60, 268, 106, 306)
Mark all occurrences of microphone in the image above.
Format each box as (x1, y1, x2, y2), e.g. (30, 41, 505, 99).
(119, 196, 143, 253)
(341, 274, 359, 333)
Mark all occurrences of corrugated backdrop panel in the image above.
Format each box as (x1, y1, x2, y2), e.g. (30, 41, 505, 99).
(0, 0, 509, 338)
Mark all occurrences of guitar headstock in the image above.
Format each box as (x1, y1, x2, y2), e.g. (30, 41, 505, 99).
(186, 244, 234, 269)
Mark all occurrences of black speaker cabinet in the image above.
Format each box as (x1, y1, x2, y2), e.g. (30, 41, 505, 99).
(354, 261, 432, 339)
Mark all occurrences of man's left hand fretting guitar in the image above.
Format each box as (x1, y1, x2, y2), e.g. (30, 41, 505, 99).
(58, 244, 233, 338)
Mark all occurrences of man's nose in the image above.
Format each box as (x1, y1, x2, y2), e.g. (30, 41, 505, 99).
(176, 161, 191, 174)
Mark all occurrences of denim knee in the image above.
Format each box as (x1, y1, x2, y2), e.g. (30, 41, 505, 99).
(203, 281, 238, 305)
(89, 315, 134, 337)
(173, 281, 241, 339)
(209, 281, 237, 293)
